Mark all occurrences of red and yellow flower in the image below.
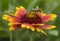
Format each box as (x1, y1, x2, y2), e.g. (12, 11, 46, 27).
(3, 6, 57, 35)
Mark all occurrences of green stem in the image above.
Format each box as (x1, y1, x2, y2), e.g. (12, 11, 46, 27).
(10, 31, 13, 41)
(30, 37, 33, 41)
(15, 31, 18, 41)
(30, 32, 33, 41)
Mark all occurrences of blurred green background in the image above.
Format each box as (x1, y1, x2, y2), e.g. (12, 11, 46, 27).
(0, 0, 60, 41)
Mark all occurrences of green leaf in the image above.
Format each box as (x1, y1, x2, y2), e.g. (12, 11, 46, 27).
(0, 31, 9, 38)
(27, 0, 37, 12)
(48, 30, 59, 36)
(45, 0, 59, 13)
(1, 0, 9, 11)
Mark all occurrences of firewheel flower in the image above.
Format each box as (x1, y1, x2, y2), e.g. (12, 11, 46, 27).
(2, 6, 57, 35)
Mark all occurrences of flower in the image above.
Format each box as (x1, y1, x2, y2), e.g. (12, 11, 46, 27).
(3, 6, 57, 35)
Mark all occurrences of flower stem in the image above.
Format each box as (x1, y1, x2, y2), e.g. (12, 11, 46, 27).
(30, 36, 33, 41)
(30, 32, 33, 41)
(10, 31, 13, 41)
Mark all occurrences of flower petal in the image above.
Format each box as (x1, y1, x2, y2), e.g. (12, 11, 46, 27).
(8, 23, 21, 26)
(2, 15, 12, 21)
(2, 14, 20, 23)
(14, 6, 27, 18)
(50, 14, 57, 20)
(36, 28, 47, 36)
(11, 24, 21, 30)
(30, 27, 35, 31)
(8, 23, 21, 30)
(9, 27, 15, 30)
(42, 14, 57, 22)
(32, 24, 44, 26)
(21, 23, 33, 29)
(21, 23, 35, 31)
(42, 25, 56, 29)
(37, 12, 46, 17)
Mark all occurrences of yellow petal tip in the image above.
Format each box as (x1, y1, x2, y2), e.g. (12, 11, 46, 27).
(51, 14, 57, 20)
(26, 26, 30, 29)
(51, 26, 56, 28)
(21, 24, 26, 28)
(36, 28, 47, 36)
(9, 27, 15, 31)
(8, 23, 13, 26)
(31, 28, 35, 31)
(2, 15, 9, 20)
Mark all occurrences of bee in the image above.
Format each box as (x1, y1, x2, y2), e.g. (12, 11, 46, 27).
(31, 6, 42, 13)
(29, 6, 42, 16)
(26, 6, 42, 18)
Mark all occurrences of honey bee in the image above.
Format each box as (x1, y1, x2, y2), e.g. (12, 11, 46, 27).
(31, 6, 42, 13)
(26, 6, 42, 18)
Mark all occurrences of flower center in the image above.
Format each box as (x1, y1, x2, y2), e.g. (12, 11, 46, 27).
(26, 12, 36, 18)
(21, 13, 43, 24)
(21, 7, 43, 24)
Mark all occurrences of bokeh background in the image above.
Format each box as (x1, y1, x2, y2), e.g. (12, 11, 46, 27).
(0, 0, 60, 41)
